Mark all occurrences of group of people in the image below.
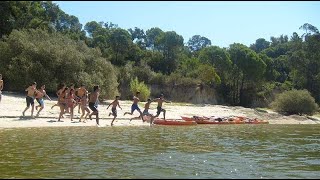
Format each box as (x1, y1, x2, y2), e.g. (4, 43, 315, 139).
(21, 81, 171, 126)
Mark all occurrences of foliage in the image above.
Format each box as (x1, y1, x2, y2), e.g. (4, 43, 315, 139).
(0, 28, 118, 98)
(270, 89, 318, 115)
(1, 1, 320, 107)
(129, 77, 151, 102)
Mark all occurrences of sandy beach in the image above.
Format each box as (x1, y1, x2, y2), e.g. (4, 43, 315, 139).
(0, 92, 320, 129)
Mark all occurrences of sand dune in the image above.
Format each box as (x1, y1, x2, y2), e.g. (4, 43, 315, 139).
(0, 92, 319, 129)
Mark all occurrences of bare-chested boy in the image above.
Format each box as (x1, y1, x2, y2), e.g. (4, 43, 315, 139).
(153, 94, 171, 120)
(107, 96, 122, 126)
(35, 84, 52, 117)
(76, 84, 87, 113)
(143, 98, 155, 125)
(51, 83, 66, 109)
(124, 91, 144, 121)
(0, 74, 3, 103)
(79, 91, 90, 122)
(22, 82, 37, 117)
(88, 85, 100, 126)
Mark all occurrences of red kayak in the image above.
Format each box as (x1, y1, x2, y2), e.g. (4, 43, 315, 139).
(153, 118, 197, 126)
(181, 116, 269, 124)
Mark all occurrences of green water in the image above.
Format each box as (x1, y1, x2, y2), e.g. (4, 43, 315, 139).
(0, 124, 319, 179)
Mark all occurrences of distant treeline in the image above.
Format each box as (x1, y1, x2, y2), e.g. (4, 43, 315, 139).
(0, 1, 320, 107)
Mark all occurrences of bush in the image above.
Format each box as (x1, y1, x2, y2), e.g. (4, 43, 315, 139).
(270, 89, 319, 115)
(0, 28, 119, 98)
(129, 77, 151, 101)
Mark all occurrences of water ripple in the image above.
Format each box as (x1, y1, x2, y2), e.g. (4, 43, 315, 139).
(0, 125, 319, 178)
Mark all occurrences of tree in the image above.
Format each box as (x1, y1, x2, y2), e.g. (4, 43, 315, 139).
(198, 46, 232, 82)
(108, 28, 133, 66)
(299, 23, 319, 41)
(155, 31, 184, 74)
(187, 35, 211, 53)
(250, 38, 270, 53)
(228, 43, 266, 106)
(145, 27, 164, 50)
(128, 27, 146, 49)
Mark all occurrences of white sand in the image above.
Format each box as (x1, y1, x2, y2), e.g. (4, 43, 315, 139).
(0, 92, 319, 129)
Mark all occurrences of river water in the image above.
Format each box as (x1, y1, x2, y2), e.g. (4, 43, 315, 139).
(0, 124, 319, 179)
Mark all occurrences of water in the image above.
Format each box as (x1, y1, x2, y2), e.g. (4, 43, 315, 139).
(0, 124, 319, 179)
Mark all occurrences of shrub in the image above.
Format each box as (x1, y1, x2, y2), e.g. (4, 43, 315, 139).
(129, 77, 151, 101)
(270, 89, 319, 115)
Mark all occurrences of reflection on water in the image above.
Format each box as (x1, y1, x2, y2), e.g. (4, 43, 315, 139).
(0, 125, 320, 178)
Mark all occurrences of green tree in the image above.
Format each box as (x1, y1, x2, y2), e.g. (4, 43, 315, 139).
(250, 38, 270, 53)
(129, 77, 151, 102)
(228, 43, 266, 106)
(187, 35, 211, 53)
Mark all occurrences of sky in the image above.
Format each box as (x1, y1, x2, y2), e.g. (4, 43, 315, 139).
(54, 1, 320, 48)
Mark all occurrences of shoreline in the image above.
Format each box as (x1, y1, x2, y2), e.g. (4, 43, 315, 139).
(1, 91, 320, 129)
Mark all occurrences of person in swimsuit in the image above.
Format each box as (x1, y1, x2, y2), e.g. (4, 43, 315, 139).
(143, 98, 155, 125)
(66, 88, 77, 121)
(57, 87, 68, 122)
(107, 95, 122, 126)
(35, 85, 52, 117)
(0, 74, 3, 103)
(79, 91, 90, 123)
(88, 85, 100, 126)
(75, 84, 87, 113)
(22, 82, 37, 117)
(51, 83, 66, 109)
(153, 94, 171, 120)
(123, 91, 144, 122)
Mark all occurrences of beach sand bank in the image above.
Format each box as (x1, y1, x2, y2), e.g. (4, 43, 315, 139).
(1, 92, 319, 129)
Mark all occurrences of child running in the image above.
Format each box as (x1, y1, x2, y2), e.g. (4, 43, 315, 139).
(79, 91, 90, 122)
(22, 82, 37, 118)
(75, 84, 87, 114)
(57, 87, 68, 122)
(51, 83, 66, 109)
(35, 85, 52, 117)
(123, 91, 144, 122)
(107, 96, 122, 126)
(153, 94, 172, 120)
(143, 98, 155, 125)
(66, 88, 77, 121)
(88, 85, 100, 126)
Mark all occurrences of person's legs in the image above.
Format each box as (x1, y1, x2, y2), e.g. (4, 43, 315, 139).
(80, 106, 84, 121)
(124, 104, 135, 116)
(138, 109, 144, 121)
(95, 111, 99, 125)
(36, 99, 44, 117)
(22, 97, 31, 116)
(58, 103, 65, 121)
(111, 116, 116, 126)
(111, 108, 117, 126)
(70, 105, 74, 121)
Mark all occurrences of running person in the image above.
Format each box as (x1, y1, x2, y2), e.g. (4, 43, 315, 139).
(107, 96, 122, 126)
(153, 94, 171, 120)
(79, 91, 90, 122)
(22, 82, 37, 117)
(123, 91, 144, 122)
(35, 85, 52, 117)
(51, 83, 66, 109)
(75, 84, 87, 113)
(143, 98, 155, 125)
(88, 85, 100, 126)
(57, 87, 68, 122)
(66, 88, 77, 121)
